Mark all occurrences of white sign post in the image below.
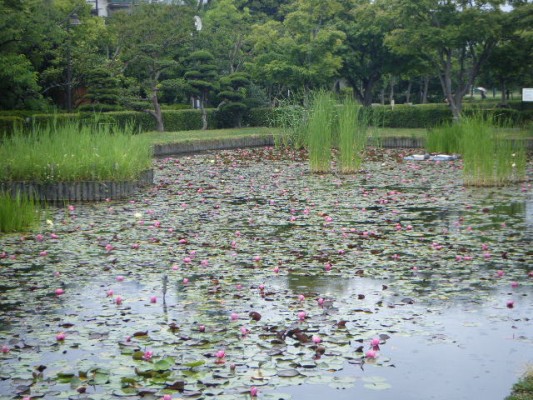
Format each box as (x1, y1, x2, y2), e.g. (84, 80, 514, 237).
(522, 88, 533, 102)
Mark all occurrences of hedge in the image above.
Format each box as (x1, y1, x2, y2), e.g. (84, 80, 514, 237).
(0, 103, 530, 135)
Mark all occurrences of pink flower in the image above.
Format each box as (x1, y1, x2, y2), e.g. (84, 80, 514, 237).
(201, 259, 209, 267)
(253, 256, 261, 263)
(56, 332, 66, 341)
(506, 300, 514, 308)
(183, 257, 192, 264)
(215, 350, 225, 359)
(143, 350, 153, 361)
(105, 244, 114, 252)
(240, 326, 249, 336)
(131, 243, 140, 249)
(258, 284, 265, 291)
(50, 233, 59, 239)
(250, 387, 258, 397)
(68, 205, 75, 212)
(365, 349, 377, 359)
(106, 289, 114, 297)
(511, 281, 519, 288)
(324, 263, 332, 272)
(312, 335, 321, 344)
(298, 294, 305, 302)
(183, 278, 189, 284)
(116, 275, 125, 282)
(39, 251, 48, 257)
(150, 296, 157, 304)
(115, 295, 123, 305)
(273, 266, 280, 274)
(1, 345, 9, 353)
(317, 298, 324, 306)
(496, 270, 504, 277)
(172, 264, 179, 271)
(298, 311, 307, 321)
(36, 234, 44, 242)
(162, 395, 173, 400)
(198, 325, 206, 332)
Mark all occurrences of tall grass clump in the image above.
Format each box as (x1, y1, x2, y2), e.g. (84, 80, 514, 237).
(308, 91, 335, 173)
(0, 120, 152, 183)
(426, 122, 463, 154)
(272, 97, 308, 149)
(460, 115, 526, 186)
(0, 192, 41, 233)
(338, 98, 368, 173)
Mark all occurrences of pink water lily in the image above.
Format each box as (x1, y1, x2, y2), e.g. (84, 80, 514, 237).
(115, 295, 123, 305)
(230, 313, 239, 321)
(312, 335, 321, 344)
(365, 349, 377, 359)
(298, 311, 307, 321)
(116, 275, 124, 282)
(1, 345, 9, 353)
(250, 386, 258, 397)
(56, 332, 66, 341)
(298, 294, 305, 302)
(150, 296, 157, 304)
(143, 350, 153, 361)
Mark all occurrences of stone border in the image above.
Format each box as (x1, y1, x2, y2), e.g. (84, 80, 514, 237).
(0, 170, 154, 203)
(153, 136, 275, 156)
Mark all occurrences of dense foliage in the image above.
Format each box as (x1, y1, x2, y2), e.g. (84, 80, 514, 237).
(0, 0, 531, 129)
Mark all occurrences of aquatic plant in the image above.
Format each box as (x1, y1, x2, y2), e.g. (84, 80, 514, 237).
(308, 91, 335, 173)
(338, 98, 368, 174)
(0, 120, 152, 183)
(272, 97, 308, 149)
(0, 191, 41, 233)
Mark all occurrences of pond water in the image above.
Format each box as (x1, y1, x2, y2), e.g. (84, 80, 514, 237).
(0, 147, 532, 400)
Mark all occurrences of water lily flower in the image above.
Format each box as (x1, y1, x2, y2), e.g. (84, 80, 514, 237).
(143, 350, 153, 361)
(258, 284, 265, 291)
(371, 338, 380, 350)
(250, 386, 258, 397)
(298, 311, 307, 321)
(215, 350, 225, 359)
(324, 263, 332, 272)
(199, 325, 206, 332)
(39, 251, 48, 257)
(201, 259, 209, 267)
(172, 264, 179, 270)
(496, 270, 504, 277)
(105, 244, 114, 252)
(298, 294, 305, 302)
(131, 243, 140, 249)
(240, 326, 250, 336)
(506, 300, 514, 308)
(150, 296, 157, 304)
(36, 234, 44, 242)
(162, 395, 173, 400)
(56, 332, 66, 341)
(183, 278, 189, 284)
(511, 281, 519, 288)
(1, 345, 9, 353)
(365, 349, 377, 359)
(50, 233, 59, 239)
(273, 266, 280, 274)
(183, 257, 192, 264)
(106, 289, 114, 297)
(55, 288, 64, 296)
(312, 335, 321, 344)
(317, 298, 324, 306)
(116, 275, 124, 282)
(115, 295, 123, 305)
(253, 256, 261, 263)
(230, 313, 239, 321)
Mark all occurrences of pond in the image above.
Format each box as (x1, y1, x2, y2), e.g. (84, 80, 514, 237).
(0, 147, 532, 400)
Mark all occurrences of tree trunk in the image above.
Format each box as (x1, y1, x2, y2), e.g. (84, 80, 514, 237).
(421, 76, 429, 104)
(500, 79, 507, 105)
(200, 92, 208, 130)
(405, 80, 412, 104)
(151, 88, 164, 132)
(389, 76, 395, 104)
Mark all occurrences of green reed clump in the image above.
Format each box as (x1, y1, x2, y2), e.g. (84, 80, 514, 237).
(272, 98, 308, 149)
(308, 92, 335, 173)
(0, 192, 41, 233)
(338, 98, 368, 174)
(0, 120, 152, 183)
(426, 122, 463, 154)
(460, 115, 526, 186)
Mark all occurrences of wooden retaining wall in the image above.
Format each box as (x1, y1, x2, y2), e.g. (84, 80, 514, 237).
(0, 170, 154, 202)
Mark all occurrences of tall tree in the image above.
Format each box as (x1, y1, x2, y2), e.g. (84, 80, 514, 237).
(337, 0, 402, 106)
(386, 0, 505, 120)
(109, 3, 195, 131)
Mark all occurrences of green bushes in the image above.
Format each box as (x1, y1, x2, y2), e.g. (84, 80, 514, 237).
(308, 92, 335, 173)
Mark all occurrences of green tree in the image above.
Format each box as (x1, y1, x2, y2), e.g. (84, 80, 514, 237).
(218, 72, 250, 127)
(184, 50, 219, 129)
(109, 3, 195, 131)
(247, 0, 345, 99)
(386, 0, 505, 120)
